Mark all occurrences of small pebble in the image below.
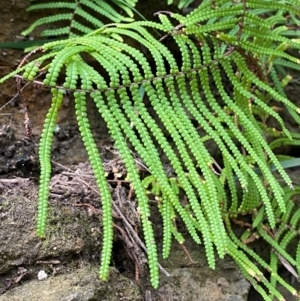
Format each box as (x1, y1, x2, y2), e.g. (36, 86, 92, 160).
(37, 270, 48, 281)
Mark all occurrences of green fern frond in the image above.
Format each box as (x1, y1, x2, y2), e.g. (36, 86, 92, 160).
(3, 1, 300, 299)
(74, 59, 113, 280)
(37, 88, 64, 236)
(22, 0, 137, 38)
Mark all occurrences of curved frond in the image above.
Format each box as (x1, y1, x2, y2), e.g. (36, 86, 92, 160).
(22, 0, 137, 38)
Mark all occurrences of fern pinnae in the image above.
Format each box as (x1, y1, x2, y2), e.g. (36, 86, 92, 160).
(257, 225, 298, 274)
(158, 34, 224, 245)
(169, 32, 228, 257)
(92, 85, 160, 287)
(185, 4, 244, 27)
(139, 81, 209, 246)
(74, 91, 113, 280)
(108, 23, 179, 75)
(196, 56, 276, 227)
(269, 251, 279, 291)
(242, 26, 300, 51)
(225, 217, 297, 300)
(133, 86, 203, 245)
(90, 44, 202, 249)
(274, 58, 300, 71)
(171, 223, 185, 245)
(210, 61, 287, 214)
(111, 67, 175, 259)
(110, 0, 135, 18)
(21, 14, 73, 36)
(296, 243, 300, 277)
(239, 39, 299, 67)
(279, 230, 298, 259)
(43, 45, 90, 86)
(150, 79, 216, 268)
(291, 209, 300, 230)
(37, 88, 64, 237)
(74, 7, 104, 29)
(185, 18, 242, 36)
(123, 84, 204, 251)
(184, 39, 250, 190)
(114, 21, 166, 35)
(239, 178, 261, 215)
(195, 41, 276, 227)
(247, 0, 300, 15)
(188, 69, 267, 214)
(165, 75, 227, 259)
(228, 249, 278, 301)
(160, 194, 173, 259)
(276, 197, 295, 225)
(74, 61, 113, 281)
(211, 89, 277, 225)
(81, 54, 159, 286)
(106, 92, 159, 287)
(4, 2, 300, 297)
(222, 59, 293, 192)
(87, 0, 133, 22)
(227, 242, 264, 281)
(26, 2, 77, 11)
(233, 53, 300, 125)
(222, 61, 292, 142)
(162, 81, 227, 257)
(23, 0, 136, 37)
(187, 71, 249, 190)
(95, 28, 214, 258)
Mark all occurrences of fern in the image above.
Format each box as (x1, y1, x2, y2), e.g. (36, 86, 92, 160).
(2, 0, 300, 300)
(37, 88, 64, 236)
(21, 0, 197, 39)
(22, 0, 138, 38)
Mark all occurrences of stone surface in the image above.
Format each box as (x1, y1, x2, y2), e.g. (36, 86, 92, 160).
(0, 177, 250, 301)
(0, 266, 142, 301)
(0, 178, 102, 277)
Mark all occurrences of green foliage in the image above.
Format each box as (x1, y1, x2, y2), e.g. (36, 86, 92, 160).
(167, 0, 195, 9)
(22, 0, 139, 37)
(2, 0, 300, 299)
(21, 0, 197, 41)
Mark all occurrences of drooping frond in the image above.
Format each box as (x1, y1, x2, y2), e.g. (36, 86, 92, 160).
(37, 88, 63, 236)
(2, 1, 300, 299)
(22, 0, 138, 38)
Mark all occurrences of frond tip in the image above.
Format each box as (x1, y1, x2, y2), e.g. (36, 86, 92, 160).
(22, 0, 137, 38)
(37, 88, 64, 237)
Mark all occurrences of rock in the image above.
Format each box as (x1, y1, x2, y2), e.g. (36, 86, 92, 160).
(152, 261, 250, 301)
(37, 270, 47, 281)
(144, 234, 251, 301)
(0, 176, 251, 300)
(0, 178, 102, 276)
(0, 265, 142, 301)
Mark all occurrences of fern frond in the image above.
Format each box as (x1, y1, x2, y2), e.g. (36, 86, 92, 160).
(22, 13, 73, 36)
(3, 1, 300, 299)
(74, 60, 113, 281)
(37, 88, 64, 236)
(22, 0, 136, 38)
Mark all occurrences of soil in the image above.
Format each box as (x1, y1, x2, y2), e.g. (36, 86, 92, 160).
(0, 1, 299, 301)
